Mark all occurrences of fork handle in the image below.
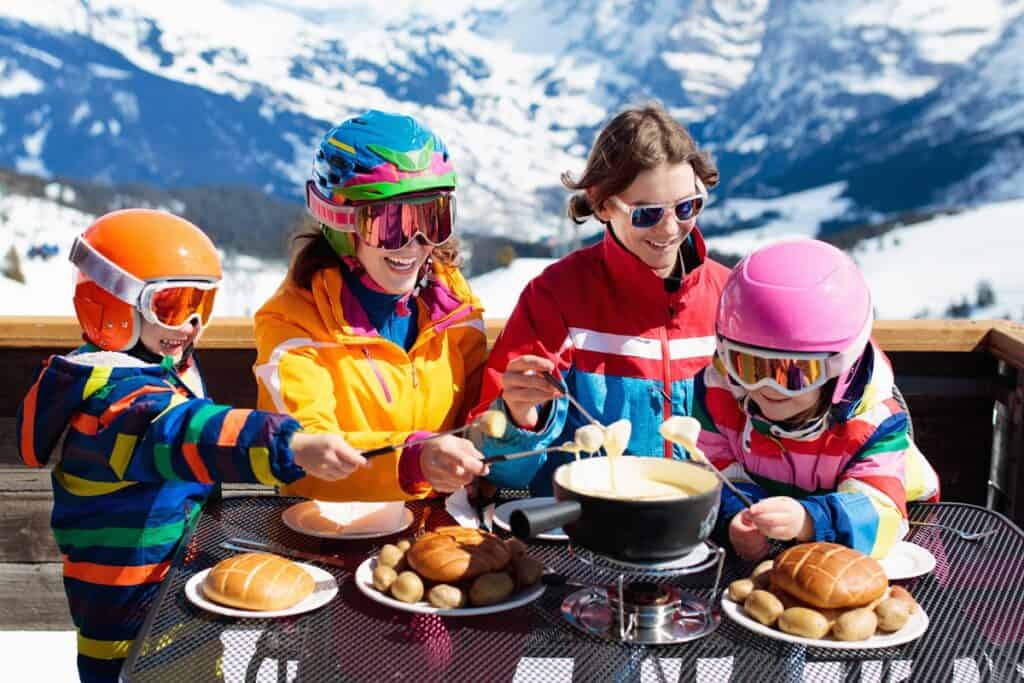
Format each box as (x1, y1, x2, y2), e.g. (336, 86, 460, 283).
(220, 541, 347, 569)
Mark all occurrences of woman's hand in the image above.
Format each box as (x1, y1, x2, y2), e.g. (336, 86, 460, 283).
(420, 435, 490, 493)
(290, 432, 367, 481)
(746, 496, 815, 541)
(499, 355, 562, 429)
(729, 511, 771, 561)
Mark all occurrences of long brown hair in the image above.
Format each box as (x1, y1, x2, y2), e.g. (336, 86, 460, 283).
(288, 214, 463, 290)
(562, 101, 719, 224)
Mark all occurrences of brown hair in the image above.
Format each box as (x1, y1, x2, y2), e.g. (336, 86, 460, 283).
(562, 101, 719, 225)
(288, 215, 463, 290)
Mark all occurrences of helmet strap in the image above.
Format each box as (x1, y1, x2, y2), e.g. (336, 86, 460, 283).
(321, 224, 357, 258)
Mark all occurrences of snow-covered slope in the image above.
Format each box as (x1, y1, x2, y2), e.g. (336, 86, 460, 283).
(2, 185, 1021, 322)
(0, 188, 287, 318)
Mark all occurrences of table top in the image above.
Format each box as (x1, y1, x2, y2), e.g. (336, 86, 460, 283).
(122, 497, 1024, 682)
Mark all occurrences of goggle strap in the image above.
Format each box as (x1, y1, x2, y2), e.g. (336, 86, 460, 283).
(69, 236, 146, 305)
(306, 181, 358, 232)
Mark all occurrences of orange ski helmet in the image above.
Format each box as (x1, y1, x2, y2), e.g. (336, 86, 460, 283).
(70, 209, 222, 351)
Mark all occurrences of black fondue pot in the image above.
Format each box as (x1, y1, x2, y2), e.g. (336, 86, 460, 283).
(510, 456, 721, 562)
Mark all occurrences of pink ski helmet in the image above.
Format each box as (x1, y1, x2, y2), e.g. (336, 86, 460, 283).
(715, 239, 873, 404)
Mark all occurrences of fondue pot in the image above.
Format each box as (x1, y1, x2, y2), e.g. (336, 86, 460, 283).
(510, 456, 722, 562)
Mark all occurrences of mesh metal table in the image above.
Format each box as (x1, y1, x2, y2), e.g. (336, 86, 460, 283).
(122, 499, 1024, 682)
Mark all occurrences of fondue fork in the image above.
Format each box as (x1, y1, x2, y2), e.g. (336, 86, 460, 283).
(540, 370, 601, 426)
(482, 444, 572, 465)
(221, 538, 347, 569)
(659, 416, 754, 509)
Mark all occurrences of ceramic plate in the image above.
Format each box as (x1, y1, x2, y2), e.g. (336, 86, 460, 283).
(493, 497, 568, 541)
(354, 556, 544, 616)
(185, 563, 337, 618)
(721, 594, 928, 650)
(281, 501, 414, 540)
(880, 541, 936, 581)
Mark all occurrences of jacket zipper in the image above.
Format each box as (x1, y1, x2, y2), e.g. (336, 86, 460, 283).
(362, 347, 393, 404)
(658, 325, 673, 459)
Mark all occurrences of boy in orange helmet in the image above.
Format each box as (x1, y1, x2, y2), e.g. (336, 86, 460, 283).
(16, 209, 367, 682)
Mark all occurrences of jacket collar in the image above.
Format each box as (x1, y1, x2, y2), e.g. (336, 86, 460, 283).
(599, 223, 711, 304)
(313, 264, 477, 341)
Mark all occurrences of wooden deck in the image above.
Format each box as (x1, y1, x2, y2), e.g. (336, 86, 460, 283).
(1, 316, 1022, 629)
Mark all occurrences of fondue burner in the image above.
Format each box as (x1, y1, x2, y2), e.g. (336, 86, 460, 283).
(560, 542, 725, 645)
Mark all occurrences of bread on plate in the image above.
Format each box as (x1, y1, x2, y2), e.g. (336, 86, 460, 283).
(203, 552, 314, 611)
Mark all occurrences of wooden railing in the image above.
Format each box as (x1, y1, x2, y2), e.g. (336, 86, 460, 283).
(1, 316, 1023, 629)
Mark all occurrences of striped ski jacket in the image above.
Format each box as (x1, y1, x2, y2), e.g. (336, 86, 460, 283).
(693, 342, 941, 558)
(16, 347, 305, 679)
(472, 227, 731, 495)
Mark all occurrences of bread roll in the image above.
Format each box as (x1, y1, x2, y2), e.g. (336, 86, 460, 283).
(771, 542, 887, 609)
(406, 526, 511, 583)
(203, 553, 314, 611)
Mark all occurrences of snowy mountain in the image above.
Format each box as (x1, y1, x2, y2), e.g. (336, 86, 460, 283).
(1, 0, 1023, 247)
(3, 181, 1022, 322)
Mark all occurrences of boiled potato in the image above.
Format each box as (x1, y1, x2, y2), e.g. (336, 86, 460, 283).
(832, 608, 877, 641)
(378, 544, 405, 569)
(752, 560, 774, 578)
(505, 538, 527, 559)
(888, 586, 918, 613)
(372, 564, 398, 592)
(469, 572, 515, 606)
(512, 555, 544, 588)
(728, 578, 755, 603)
(479, 410, 508, 439)
(744, 590, 784, 626)
(778, 607, 830, 639)
(390, 571, 424, 604)
(427, 584, 466, 609)
(875, 598, 912, 632)
(395, 539, 412, 553)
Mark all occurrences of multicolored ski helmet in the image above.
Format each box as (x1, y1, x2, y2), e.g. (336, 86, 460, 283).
(70, 209, 222, 352)
(311, 110, 456, 203)
(715, 239, 873, 404)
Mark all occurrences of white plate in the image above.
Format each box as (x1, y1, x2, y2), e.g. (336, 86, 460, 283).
(721, 594, 928, 650)
(493, 497, 568, 541)
(185, 563, 338, 618)
(880, 541, 936, 581)
(354, 556, 545, 616)
(281, 501, 414, 540)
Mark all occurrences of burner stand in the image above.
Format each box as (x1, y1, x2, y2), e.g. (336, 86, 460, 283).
(560, 542, 725, 645)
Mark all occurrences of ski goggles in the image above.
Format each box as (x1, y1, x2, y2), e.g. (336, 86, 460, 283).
(306, 181, 455, 250)
(716, 337, 840, 397)
(138, 281, 218, 328)
(69, 236, 219, 329)
(608, 177, 707, 228)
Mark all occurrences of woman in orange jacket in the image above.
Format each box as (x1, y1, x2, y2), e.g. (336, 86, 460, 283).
(254, 110, 489, 501)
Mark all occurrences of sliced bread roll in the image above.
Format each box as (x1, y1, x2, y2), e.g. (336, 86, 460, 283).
(203, 553, 314, 611)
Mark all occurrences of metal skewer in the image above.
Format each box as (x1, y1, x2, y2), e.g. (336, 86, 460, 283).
(361, 423, 473, 458)
(660, 416, 754, 509)
(540, 370, 601, 426)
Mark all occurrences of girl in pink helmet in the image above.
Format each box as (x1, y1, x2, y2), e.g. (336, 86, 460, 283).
(694, 238, 939, 560)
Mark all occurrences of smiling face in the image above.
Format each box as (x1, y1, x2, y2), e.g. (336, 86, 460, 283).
(596, 162, 699, 278)
(748, 385, 824, 423)
(138, 317, 199, 364)
(355, 237, 433, 295)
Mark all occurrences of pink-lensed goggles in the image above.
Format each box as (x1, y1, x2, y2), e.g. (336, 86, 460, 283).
(306, 181, 455, 251)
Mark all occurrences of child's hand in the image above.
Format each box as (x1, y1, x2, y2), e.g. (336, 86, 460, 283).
(420, 435, 489, 493)
(291, 432, 367, 481)
(499, 355, 561, 429)
(729, 511, 770, 561)
(746, 496, 815, 542)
